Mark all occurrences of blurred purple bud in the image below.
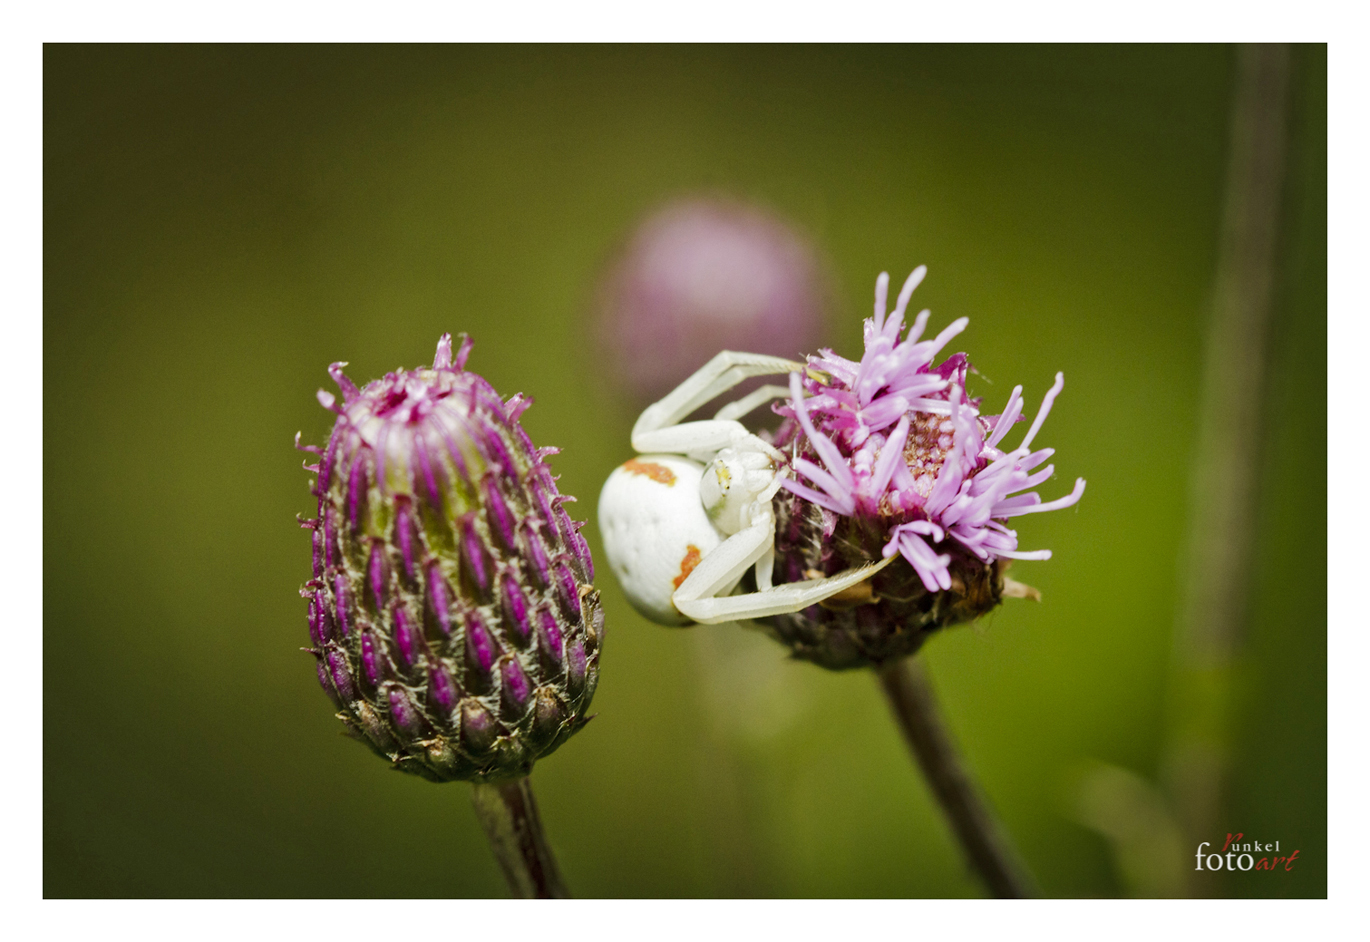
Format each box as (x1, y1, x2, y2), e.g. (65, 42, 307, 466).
(597, 197, 829, 403)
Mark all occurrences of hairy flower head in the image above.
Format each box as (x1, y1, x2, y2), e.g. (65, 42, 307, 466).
(764, 267, 1085, 668)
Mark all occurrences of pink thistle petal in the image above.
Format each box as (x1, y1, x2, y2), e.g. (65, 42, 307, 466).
(987, 385, 1024, 448)
(859, 396, 909, 434)
(905, 308, 931, 345)
(791, 457, 850, 503)
(997, 478, 1086, 517)
(869, 414, 911, 501)
(889, 456, 919, 503)
(924, 389, 969, 516)
(775, 265, 1084, 583)
(992, 493, 1042, 515)
(994, 548, 1053, 560)
(891, 266, 927, 324)
(883, 522, 952, 592)
(887, 373, 947, 399)
(791, 459, 858, 516)
(1022, 463, 1056, 490)
(1018, 447, 1056, 474)
(452, 334, 474, 370)
(1019, 372, 1065, 451)
(872, 271, 891, 332)
(328, 362, 360, 403)
(812, 350, 860, 384)
(929, 317, 970, 356)
(904, 397, 954, 415)
(788, 372, 854, 495)
(779, 476, 856, 515)
(433, 334, 453, 369)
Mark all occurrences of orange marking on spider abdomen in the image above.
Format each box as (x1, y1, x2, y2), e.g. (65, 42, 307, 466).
(672, 545, 702, 589)
(622, 459, 676, 485)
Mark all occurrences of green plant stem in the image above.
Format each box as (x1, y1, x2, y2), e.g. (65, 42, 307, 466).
(878, 655, 1036, 898)
(1164, 42, 1290, 896)
(470, 777, 569, 898)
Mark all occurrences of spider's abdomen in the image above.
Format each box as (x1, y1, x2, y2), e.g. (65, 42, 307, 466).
(598, 454, 721, 626)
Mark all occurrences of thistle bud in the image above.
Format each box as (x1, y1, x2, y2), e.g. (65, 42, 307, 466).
(596, 197, 829, 403)
(298, 334, 602, 782)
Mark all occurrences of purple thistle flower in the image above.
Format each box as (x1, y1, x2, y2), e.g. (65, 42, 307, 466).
(763, 267, 1085, 669)
(297, 334, 603, 782)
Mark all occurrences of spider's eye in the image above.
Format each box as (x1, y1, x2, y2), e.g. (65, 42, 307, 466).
(704, 456, 758, 535)
(700, 460, 731, 514)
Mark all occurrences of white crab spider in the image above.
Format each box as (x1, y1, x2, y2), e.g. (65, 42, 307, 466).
(598, 351, 894, 626)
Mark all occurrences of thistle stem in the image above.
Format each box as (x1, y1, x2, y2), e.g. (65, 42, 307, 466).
(877, 655, 1036, 898)
(470, 777, 569, 898)
(1164, 43, 1290, 883)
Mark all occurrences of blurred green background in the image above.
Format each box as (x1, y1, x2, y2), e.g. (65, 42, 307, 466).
(44, 45, 1325, 898)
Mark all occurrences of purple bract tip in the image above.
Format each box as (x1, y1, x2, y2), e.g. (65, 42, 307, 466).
(501, 574, 533, 646)
(429, 662, 459, 715)
(329, 362, 360, 403)
(465, 611, 497, 675)
(501, 657, 532, 716)
(346, 455, 368, 530)
(394, 606, 419, 668)
(367, 542, 388, 611)
(395, 501, 417, 583)
(427, 567, 454, 635)
(566, 638, 587, 694)
(360, 632, 383, 688)
(460, 699, 496, 753)
(333, 574, 352, 637)
(484, 477, 517, 550)
(386, 685, 425, 736)
(537, 606, 565, 669)
(460, 515, 491, 593)
(434, 334, 454, 370)
(521, 522, 552, 588)
(553, 560, 581, 620)
(327, 648, 356, 702)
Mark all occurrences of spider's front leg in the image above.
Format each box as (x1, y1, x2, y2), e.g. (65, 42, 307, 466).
(671, 509, 775, 619)
(634, 420, 780, 465)
(672, 504, 899, 625)
(631, 350, 802, 459)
